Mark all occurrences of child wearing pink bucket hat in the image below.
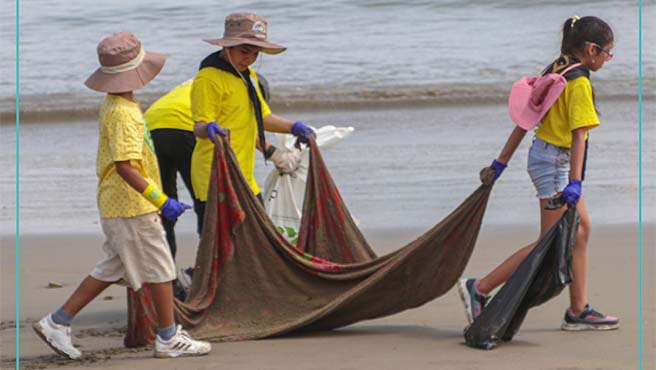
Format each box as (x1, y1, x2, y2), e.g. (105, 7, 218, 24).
(458, 16, 619, 332)
(33, 32, 211, 360)
(190, 13, 314, 233)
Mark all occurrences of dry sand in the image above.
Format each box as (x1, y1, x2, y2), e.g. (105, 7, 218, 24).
(1, 222, 653, 370)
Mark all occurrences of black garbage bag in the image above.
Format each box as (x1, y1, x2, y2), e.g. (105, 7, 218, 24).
(464, 207, 579, 350)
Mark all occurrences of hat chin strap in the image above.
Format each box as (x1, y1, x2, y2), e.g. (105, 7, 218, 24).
(101, 47, 145, 74)
(223, 48, 248, 83)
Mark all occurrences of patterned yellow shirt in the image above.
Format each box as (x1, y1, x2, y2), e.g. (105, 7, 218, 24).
(96, 95, 162, 218)
(190, 67, 271, 201)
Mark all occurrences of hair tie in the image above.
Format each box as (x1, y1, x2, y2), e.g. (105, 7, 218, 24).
(570, 15, 580, 29)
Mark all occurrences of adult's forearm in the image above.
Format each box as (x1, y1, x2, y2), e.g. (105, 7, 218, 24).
(263, 114, 294, 133)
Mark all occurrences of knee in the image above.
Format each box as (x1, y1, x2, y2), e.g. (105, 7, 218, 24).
(576, 217, 592, 243)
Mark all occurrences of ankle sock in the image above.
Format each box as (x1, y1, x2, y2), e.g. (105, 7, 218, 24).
(51, 308, 74, 326)
(157, 324, 177, 341)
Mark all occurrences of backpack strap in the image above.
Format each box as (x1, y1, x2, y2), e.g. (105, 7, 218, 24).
(558, 62, 582, 76)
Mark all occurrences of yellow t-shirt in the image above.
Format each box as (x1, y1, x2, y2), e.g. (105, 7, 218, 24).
(144, 80, 194, 132)
(190, 67, 271, 201)
(96, 95, 162, 218)
(535, 77, 599, 148)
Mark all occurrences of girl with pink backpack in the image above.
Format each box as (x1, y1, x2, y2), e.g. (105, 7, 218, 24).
(458, 16, 619, 331)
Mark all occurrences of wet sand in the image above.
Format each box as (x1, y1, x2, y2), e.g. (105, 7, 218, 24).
(1, 223, 653, 370)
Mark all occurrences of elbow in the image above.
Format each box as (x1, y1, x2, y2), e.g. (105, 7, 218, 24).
(114, 161, 131, 180)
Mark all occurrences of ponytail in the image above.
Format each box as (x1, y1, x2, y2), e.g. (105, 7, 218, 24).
(560, 16, 614, 56)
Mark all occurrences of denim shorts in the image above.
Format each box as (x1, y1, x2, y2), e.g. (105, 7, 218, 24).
(527, 136, 570, 199)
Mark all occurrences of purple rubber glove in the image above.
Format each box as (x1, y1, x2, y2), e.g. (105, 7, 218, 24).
(291, 121, 316, 145)
(561, 179, 582, 207)
(490, 159, 507, 182)
(161, 199, 192, 221)
(206, 121, 227, 143)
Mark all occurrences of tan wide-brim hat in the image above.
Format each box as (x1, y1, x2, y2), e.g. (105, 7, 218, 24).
(85, 32, 166, 93)
(204, 13, 286, 55)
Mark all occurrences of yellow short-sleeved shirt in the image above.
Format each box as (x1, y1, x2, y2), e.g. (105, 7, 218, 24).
(144, 80, 194, 132)
(190, 67, 271, 201)
(96, 95, 162, 218)
(535, 77, 599, 148)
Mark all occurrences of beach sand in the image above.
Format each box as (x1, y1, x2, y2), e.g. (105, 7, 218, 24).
(2, 222, 653, 370)
(1, 94, 653, 369)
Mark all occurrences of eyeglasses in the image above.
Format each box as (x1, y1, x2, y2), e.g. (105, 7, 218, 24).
(584, 41, 614, 61)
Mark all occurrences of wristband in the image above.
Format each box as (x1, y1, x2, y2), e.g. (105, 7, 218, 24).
(264, 145, 277, 160)
(141, 179, 168, 209)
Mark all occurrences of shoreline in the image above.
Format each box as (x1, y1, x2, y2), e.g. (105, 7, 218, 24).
(2, 86, 652, 125)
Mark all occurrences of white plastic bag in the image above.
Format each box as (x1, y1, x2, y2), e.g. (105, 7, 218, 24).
(263, 125, 354, 244)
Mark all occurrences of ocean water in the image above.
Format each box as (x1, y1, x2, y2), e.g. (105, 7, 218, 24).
(1, 0, 655, 114)
(0, 1, 654, 235)
(1, 99, 653, 235)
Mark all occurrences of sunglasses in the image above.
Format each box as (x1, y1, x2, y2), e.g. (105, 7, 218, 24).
(584, 41, 614, 61)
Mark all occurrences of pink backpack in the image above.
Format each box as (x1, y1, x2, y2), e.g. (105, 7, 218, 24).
(508, 63, 582, 130)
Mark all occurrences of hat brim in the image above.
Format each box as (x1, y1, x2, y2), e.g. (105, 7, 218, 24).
(85, 51, 166, 93)
(508, 80, 549, 131)
(203, 37, 287, 55)
(509, 95, 544, 131)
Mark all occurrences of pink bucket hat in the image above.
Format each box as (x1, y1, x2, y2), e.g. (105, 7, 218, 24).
(508, 63, 582, 130)
(204, 13, 286, 55)
(85, 32, 166, 93)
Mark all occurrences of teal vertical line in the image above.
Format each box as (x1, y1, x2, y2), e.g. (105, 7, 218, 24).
(637, 0, 644, 369)
(15, 0, 20, 368)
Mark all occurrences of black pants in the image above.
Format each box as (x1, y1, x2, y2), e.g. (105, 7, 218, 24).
(151, 129, 201, 259)
(196, 193, 264, 234)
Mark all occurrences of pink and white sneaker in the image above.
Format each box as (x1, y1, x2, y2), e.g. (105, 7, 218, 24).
(561, 304, 619, 331)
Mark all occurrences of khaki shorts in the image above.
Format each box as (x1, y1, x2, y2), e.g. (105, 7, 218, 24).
(90, 212, 176, 291)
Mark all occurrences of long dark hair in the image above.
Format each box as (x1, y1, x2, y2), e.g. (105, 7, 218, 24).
(560, 16, 613, 115)
(561, 16, 614, 56)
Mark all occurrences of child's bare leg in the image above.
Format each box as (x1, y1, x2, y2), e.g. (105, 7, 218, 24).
(478, 241, 536, 294)
(478, 198, 566, 295)
(150, 281, 175, 328)
(568, 197, 591, 314)
(61, 275, 112, 315)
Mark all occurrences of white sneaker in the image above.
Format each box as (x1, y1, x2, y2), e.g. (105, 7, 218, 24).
(32, 314, 81, 360)
(154, 325, 211, 358)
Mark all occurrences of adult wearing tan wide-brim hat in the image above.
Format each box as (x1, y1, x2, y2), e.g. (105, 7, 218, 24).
(203, 13, 286, 55)
(85, 32, 166, 93)
(190, 12, 315, 235)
